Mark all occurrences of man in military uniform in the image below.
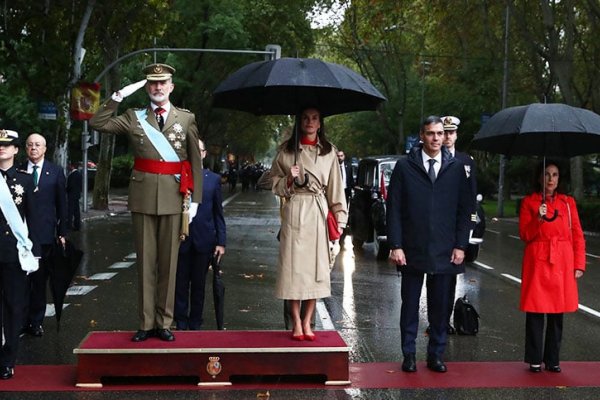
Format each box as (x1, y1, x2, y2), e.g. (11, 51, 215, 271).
(90, 63, 203, 342)
(0, 129, 39, 379)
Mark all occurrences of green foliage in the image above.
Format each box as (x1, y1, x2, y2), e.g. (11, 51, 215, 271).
(110, 153, 134, 188)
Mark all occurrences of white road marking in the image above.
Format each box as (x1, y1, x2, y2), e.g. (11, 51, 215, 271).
(486, 229, 500, 235)
(109, 261, 135, 269)
(317, 299, 335, 330)
(578, 304, 600, 318)
(501, 273, 522, 284)
(473, 261, 494, 270)
(508, 235, 520, 240)
(586, 253, 600, 259)
(88, 272, 118, 280)
(124, 253, 136, 260)
(45, 303, 69, 317)
(222, 192, 241, 207)
(66, 285, 97, 296)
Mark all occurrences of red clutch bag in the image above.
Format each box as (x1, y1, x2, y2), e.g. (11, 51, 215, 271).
(327, 210, 341, 241)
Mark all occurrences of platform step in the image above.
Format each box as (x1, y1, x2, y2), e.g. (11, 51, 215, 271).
(73, 330, 350, 387)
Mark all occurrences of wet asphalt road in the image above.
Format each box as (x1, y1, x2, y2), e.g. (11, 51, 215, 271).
(5, 189, 600, 399)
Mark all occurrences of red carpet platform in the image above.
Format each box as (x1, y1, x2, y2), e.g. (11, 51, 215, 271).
(2, 362, 600, 391)
(73, 330, 350, 387)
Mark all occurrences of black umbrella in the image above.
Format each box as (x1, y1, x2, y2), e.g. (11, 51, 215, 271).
(471, 102, 600, 220)
(210, 254, 225, 330)
(49, 240, 83, 330)
(212, 57, 387, 117)
(213, 57, 386, 186)
(471, 103, 600, 157)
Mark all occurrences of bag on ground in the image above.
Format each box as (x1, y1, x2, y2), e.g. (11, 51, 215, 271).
(453, 295, 479, 335)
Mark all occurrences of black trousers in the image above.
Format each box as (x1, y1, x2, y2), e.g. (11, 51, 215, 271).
(401, 271, 453, 358)
(0, 261, 27, 368)
(25, 244, 53, 327)
(524, 312, 563, 366)
(174, 249, 211, 330)
(67, 194, 81, 230)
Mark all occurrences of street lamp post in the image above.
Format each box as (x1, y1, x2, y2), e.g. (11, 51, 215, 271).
(420, 60, 431, 123)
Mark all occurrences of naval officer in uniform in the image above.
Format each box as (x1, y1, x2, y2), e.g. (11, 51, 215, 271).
(90, 63, 203, 342)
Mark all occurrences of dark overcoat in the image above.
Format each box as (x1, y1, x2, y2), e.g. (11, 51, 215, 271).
(386, 145, 471, 274)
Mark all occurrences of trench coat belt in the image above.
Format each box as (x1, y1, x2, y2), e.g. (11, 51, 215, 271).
(535, 237, 570, 265)
(293, 191, 329, 282)
(133, 158, 194, 194)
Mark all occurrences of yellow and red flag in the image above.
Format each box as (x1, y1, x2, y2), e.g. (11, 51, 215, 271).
(70, 82, 101, 120)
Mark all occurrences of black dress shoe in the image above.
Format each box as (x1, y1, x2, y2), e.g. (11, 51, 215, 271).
(545, 365, 561, 373)
(156, 328, 175, 341)
(401, 354, 417, 372)
(0, 366, 14, 379)
(131, 329, 154, 342)
(529, 364, 542, 372)
(31, 325, 44, 337)
(427, 357, 447, 373)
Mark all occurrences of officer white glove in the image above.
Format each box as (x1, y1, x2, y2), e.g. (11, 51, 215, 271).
(111, 79, 147, 102)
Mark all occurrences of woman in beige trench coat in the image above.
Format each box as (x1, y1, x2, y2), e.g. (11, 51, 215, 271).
(272, 108, 348, 341)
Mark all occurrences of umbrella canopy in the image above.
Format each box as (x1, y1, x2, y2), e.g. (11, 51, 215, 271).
(212, 57, 386, 116)
(50, 240, 83, 330)
(210, 254, 225, 330)
(471, 103, 600, 157)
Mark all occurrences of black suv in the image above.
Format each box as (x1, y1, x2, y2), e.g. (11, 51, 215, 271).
(349, 155, 485, 262)
(349, 155, 403, 260)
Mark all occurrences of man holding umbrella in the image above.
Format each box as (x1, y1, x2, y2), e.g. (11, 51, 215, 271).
(90, 63, 203, 342)
(175, 139, 226, 330)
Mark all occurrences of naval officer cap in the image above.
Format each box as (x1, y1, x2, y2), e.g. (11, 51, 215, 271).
(0, 129, 19, 146)
(143, 63, 176, 81)
(442, 116, 461, 131)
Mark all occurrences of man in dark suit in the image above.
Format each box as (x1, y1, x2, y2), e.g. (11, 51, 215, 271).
(0, 129, 40, 379)
(434, 116, 478, 334)
(336, 150, 354, 204)
(175, 140, 226, 330)
(66, 162, 83, 231)
(387, 116, 471, 373)
(21, 133, 67, 337)
(90, 63, 203, 342)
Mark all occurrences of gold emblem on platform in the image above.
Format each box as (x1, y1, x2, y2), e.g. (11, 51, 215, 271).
(207, 356, 222, 378)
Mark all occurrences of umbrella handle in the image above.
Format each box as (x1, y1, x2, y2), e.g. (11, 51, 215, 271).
(293, 173, 310, 188)
(542, 210, 559, 222)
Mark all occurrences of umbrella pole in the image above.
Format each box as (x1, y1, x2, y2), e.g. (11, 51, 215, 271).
(293, 115, 309, 188)
(541, 156, 558, 222)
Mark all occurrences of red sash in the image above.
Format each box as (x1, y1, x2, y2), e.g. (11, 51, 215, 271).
(133, 158, 193, 194)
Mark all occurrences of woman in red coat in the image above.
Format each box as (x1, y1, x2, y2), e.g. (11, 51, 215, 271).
(519, 160, 586, 373)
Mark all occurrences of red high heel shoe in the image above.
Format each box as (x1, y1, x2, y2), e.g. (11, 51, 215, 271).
(291, 333, 305, 341)
(304, 333, 316, 341)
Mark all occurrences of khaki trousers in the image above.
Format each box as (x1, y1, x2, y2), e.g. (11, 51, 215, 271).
(132, 212, 181, 330)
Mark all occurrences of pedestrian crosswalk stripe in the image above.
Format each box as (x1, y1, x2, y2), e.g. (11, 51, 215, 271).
(66, 285, 97, 296)
(124, 253, 137, 260)
(109, 261, 135, 269)
(88, 272, 118, 280)
(45, 303, 69, 317)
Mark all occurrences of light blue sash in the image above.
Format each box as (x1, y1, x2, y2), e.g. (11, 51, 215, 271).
(135, 110, 180, 162)
(0, 175, 34, 257)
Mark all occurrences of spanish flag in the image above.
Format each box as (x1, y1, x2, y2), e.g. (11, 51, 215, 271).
(70, 82, 101, 121)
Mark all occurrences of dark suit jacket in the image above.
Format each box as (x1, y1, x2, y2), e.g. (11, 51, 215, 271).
(386, 145, 470, 275)
(180, 169, 226, 254)
(340, 159, 354, 189)
(0, 166, 40, 262)
(454, 151, 478, 225)
(67, 169, 83, 199)
(20, 159, 67, 244)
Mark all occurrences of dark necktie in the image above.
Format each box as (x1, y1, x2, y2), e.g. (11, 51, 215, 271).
(427, 159, 436, 182)
(155, 107, 165, 130)
(32, 165, 39, 186)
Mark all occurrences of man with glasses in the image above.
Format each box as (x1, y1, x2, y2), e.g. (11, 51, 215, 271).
(20, 133, 67, 338)
(175, 140, 226, 330)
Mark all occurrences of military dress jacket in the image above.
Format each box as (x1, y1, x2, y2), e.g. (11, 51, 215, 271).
(0, 167, 40, 263)
(90, 99, 203, 215)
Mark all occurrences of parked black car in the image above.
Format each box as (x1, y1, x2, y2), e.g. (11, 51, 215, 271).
(349, 155, 485, 262)
(349, 155, 403, 260)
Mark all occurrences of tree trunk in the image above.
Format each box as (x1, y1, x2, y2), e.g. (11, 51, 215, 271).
(570, 156, 584, 201)
(92, 133, 116, 210)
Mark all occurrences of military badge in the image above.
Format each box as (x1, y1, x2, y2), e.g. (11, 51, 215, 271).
(168, 133, 176, 141)
(464, 165, 471, 178)
(13, 184, 24, 196)
(206, 356, 222, 378)
(173, 123, 183, 134)
(174, 141, 182, 150)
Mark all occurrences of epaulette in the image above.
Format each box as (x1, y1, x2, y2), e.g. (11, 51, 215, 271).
(174, 106, 192, 113)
